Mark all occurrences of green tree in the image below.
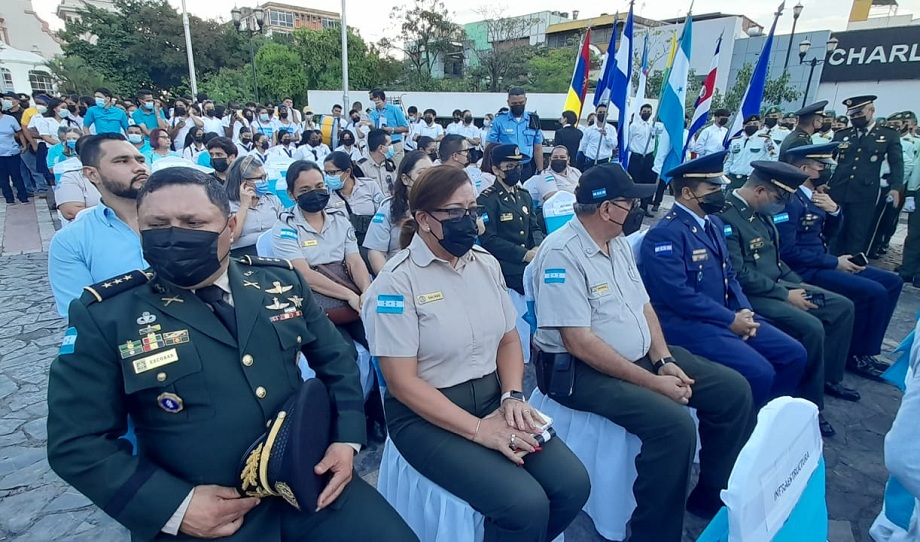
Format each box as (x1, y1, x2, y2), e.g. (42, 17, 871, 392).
(468, 8, 538, 92)
(378, 0, 464, 82)
(45, 56, 109, 95)
(718, 63, 802, 112)
(527, 45, 578, 93)
(254, 44, 309, 104)
(763, 70, 802, 106)
(198, 66, 253, 103)
(292, 27, 393, 91)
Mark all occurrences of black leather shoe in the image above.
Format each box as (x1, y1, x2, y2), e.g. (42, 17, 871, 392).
(651, 205, 660, 212)
(879, 246, 888, 255)
(825, 381, 861, 402)
(863, 355, 891, 372)
(686, 484, 723, 519)
(868, 251, 881, 260)
(819, 414, 836, 437)
(643, 209, 654, 218)
(846, 355, 886, 382)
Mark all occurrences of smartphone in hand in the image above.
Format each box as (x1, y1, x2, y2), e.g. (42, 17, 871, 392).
(849, 253, 869, 267)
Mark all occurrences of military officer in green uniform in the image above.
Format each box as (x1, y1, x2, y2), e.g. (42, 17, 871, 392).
(477, 144, 545, 294)
(779, 101, 828, 162)
(46, 167, 416, 542)
(829, 95, 904, 256)
(718, 161, 857, 437)
(871, 112, 918, 258)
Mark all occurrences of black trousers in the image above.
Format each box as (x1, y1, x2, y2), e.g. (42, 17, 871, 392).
(386, 373, 591, 542)
(521, 160, 537, 181)
(748, 283, 855, 404)
(280, 475, 418, 541)
(902, 209, 920, 279)
(0, 155, 28, 203)
(546, 346, 754, 542)
(653, 176, 670, 206)
(628, 152, 657, 208)
(871, 190, 903, 253)
(830, 200, 878, 256)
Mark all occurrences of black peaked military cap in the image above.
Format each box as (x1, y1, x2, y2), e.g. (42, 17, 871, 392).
(785, 142, 840, 165)
(844, 95, 877, 116)
(750, 160, 810, 193)
(665, 150, 730, 186)
(490, 144, 524, 164)
(793, 100, 828, 118)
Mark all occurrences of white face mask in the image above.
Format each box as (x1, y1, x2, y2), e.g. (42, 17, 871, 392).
(37, 105, 48, 115)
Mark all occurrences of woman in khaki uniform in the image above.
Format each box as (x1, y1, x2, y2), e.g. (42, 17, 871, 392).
(362, 166, 590, 542)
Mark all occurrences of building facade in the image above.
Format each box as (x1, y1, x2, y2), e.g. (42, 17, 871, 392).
(0, 0, 63, 58)
(55, 0, 116, 24)
(242, 2, 340, 37)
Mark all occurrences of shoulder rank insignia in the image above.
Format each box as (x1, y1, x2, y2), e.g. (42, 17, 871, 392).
(238, 255, 294, 270)
(82, 270, 152, 305)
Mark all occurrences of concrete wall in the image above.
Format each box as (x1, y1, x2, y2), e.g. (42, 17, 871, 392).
(0, 0, 63, 58)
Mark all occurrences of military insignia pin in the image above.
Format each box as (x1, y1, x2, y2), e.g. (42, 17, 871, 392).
(136, 312, 157, 325)
(266, 282, 293, 295)
(157, 392, 184, 413)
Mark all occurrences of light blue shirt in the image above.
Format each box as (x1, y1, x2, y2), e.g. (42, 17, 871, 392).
(83, 105, 129, 135)
(486, 111, 544, 164)
(0, 115, 22, 157)
(369, 104, 408, 143)
(675, 202, 707, 228)
(49, 204, 147, 317)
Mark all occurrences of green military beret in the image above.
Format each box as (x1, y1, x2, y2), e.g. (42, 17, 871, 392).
(824, 109, 836, 118)
(903, 111, 917, 122)
(765, 106, 783, 116)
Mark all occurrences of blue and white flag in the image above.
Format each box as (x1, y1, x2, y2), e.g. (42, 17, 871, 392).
(593, 11, 620, 107)
(613, 4, 634, 166)
(658, 11, 693, 181)
(725, 2, 785, 145)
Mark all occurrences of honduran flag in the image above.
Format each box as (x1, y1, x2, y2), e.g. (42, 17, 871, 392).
(563, 28, 592, 122)
(685, 33, 722, 154)
(658, 12, 693, 182)
(612, 4, 634, 166)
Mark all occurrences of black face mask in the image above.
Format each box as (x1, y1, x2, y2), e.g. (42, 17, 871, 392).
(259, 141, 270, 150)
(502, 168, 522, 186)
(280, 111, 288, 119)
(813, 169, 832, 188)
(821, 122, 832, 132)
(717, 117, 729, 126)
(67, 104, 77, 114)
(297, 189, 330, 213)
(851, 117, 869, 130)
(764, 117, 778, 128)
(341, 138, 354, 147)
(692, 189, 726, 215)
(433, 214, 478, 257)
(428, 152, 439, 162)
(463, 115, 472, 123)
(175, 107, 187, 116)
(619, 208, 645, 236)
(282, 138, 292, 146)
(550, 160, 567, 173)
(744, 125, 759, 136)
(78, 106, 88, 116)
(241, 137, 252, 145)
(142, 226, 227, 288)
(596, 114, 606, 123)
(194, 135, 204, 143)
(640, 112, 651, 121)
(424, 116, 434, 124)
(211, 158, 229, 173)
(351, 116, 360, 123)
(509, 105, 525, 117)
(205, 109, 215, 117)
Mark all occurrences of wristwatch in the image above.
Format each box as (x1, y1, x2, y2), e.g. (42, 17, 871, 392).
(500, 390, 526, 403)
(653, 356, 677, 374)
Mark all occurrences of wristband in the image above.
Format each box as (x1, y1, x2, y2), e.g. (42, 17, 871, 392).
(654, 356, 676, 374)
(501, 391, 525, 403)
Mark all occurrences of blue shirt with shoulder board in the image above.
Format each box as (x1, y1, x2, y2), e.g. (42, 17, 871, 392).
(486, 111, 545, 164)
(49, 204, 147, 318)
(83, 105, 129, 135)
(369, 104, 408, 143)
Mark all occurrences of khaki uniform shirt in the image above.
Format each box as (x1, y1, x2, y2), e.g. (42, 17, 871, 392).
(326, 177, 383, 217)
(357, 155, 397, 196)
(362, 234, 517, 389)
(230, 194, 284, 250)
(363, 198, 404, 258)
(533, 216, 652, 361)
(271, 208, 357, 266)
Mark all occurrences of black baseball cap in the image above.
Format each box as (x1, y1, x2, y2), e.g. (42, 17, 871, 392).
(574, 162, 657, 204)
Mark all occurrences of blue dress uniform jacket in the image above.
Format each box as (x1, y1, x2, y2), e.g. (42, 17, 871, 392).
(640, 206, 750, 333)
(47, 258, 366, 542)
(776, 188, 842, 280)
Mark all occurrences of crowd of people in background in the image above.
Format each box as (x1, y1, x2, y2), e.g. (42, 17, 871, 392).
(1, 82, 915, 542)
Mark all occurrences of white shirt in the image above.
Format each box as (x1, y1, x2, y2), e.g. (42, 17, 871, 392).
(415, 123, 444, 140)
(446, 121, 463, 135)
(334, 145, 364, 162)
(404, 118, 422, 150)
(724, 133, 777, 176)
(689, 124, 728, 157)
(169, 116, 196, 150)
(456, 122, 481, 143)
(628, 119, 663, 155)
(294, 144, 331, 164)
(578, 123, 618, 161)
(232, 119, 250, 143)
(275, 119, 302, 141)
(269, 144, 297, 160)
(200, 116, 223, 135)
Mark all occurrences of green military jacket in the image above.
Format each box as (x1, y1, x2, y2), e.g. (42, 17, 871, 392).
(830, 124, 904, 203)
(717, 192, 803, 302)
(477, 181, 544, 294)
(47, 257, 366, 542)
(778, 127, 813, 163)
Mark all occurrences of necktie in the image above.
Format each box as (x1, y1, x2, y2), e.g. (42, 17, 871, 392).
(196, 285, 237, 339)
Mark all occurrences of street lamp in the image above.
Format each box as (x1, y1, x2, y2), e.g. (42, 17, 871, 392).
(799, 36, 839, 108)
(782, 2, 804, 72)
(232, 7, 265, 102)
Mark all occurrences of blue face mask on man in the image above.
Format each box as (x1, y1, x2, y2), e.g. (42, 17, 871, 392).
(95, 97, 106, 108)
(385, 145, 395, 160)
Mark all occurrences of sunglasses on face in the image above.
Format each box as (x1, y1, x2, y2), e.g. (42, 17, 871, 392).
(430, 206, 484, 222)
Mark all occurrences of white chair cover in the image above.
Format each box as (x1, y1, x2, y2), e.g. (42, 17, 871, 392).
(720, 397, 822, 542)
(626, 229, 648, 267)
(256, 231, 274, 259)
(148, 156, 214, 174)
(506, 288, 531, 364)
(542, 191, 576, 234)
(530, 389, 700, 541)
(377, 437, 565, 542)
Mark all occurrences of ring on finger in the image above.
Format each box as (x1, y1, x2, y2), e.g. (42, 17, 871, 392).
(509, 433, 517, 450)
(523, 409, 532, 415)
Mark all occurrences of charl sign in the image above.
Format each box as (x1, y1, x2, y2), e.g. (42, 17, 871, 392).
(822, 26, 920, 83)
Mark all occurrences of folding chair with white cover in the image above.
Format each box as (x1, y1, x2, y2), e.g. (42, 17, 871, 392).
(264, 156, 296, 208)
(542, 191, 576, 234)
(697, 397, 827, 542)
(371, 358, 564, 542)
(626, 229, 648, 267)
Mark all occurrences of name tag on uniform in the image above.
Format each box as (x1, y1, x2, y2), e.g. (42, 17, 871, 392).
(773, 213, 789, 224)
(500, 213, 514, 221)
(750, 237, 765, 250)
(279, 227, 297, 240)
(377, 294, 405, 314)
(417, 291, 444, 305)
(544, 269, 566, 284)
(132, 348, 179, 374)
(302, 239, 318, 247)
(504, 128, 515, 134)
(692, 248, 709, 262)
(723, 225, 733, 237)
(590, 283, 610, 296)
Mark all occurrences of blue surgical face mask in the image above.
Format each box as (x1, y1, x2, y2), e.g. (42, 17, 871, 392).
(259, 113, 270, 122)
(325, 173, 345, 191)
(95, 97, 106, 108)
(128, 134, 144, 144)
(1, 99, 12, 111)
(66, 140, 77, 150)
(145, 101, 155, 110)
(253, 181, 270, 197)
(385, 145, 395, 159)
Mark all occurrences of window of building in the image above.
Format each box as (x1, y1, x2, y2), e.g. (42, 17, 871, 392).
(1, 69, 14, 93)
(322, 18, 339, 29)
(28, 70, 54, 94)
(269, 9, 294, 28)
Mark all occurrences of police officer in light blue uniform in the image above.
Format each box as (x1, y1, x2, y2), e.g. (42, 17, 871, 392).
(779, 143, 903, 382)
(640, 151, 808, 408)
(487, 87, 544, 180)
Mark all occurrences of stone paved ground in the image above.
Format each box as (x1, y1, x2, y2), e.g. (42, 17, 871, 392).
(0, 199, 915, 541)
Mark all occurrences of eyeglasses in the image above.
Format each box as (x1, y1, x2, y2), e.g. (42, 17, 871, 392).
(610, 199, 641, 212)
(499, 163, 522, 172)
(324, 169, 345, 176)
(244, 175, 267, 182)
(430, 206, 484, 222)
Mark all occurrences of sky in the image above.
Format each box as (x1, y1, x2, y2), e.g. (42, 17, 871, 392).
(31, 0, 920, 43)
